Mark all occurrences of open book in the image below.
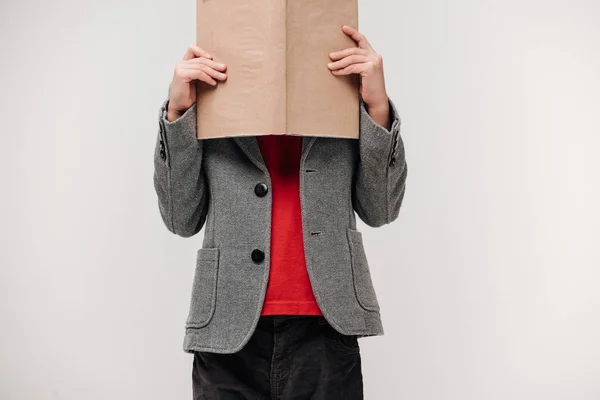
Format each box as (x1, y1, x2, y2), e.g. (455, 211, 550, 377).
(196, 0, 360, 139)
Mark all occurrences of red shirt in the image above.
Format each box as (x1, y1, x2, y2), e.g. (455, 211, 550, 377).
(256, 134, 322, 316)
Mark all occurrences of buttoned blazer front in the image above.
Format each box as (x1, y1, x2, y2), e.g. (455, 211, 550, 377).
(153, 94, 408, 354)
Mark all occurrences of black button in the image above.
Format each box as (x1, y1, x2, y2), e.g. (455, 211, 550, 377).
(251, 249, 265, 263)
(254, 182, 268, 197)
(160, 150, 166, 160)
(389, 156, 396, 166)
(160, 140, 164, 148)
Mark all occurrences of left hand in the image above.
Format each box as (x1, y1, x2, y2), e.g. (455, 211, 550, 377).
(328, 25, 389, 111)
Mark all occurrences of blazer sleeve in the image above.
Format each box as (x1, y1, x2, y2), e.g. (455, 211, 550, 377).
(351, 96, 408, 227)
(153, 98, 209, 237)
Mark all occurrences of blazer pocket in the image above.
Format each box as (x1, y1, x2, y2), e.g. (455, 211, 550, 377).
(186, 248, 219, 328)
(347, 229, 380, 312)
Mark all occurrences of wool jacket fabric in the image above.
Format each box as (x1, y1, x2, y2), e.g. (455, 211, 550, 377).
(153, 93, 408, 354)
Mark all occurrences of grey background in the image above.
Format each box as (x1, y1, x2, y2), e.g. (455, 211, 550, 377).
(1, 0, 599, 399)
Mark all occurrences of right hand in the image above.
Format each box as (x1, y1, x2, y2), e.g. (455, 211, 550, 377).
(167, 45, 227, 122)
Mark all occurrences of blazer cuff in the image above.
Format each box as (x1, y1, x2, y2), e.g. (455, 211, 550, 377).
(359, 96, 403, 167)
(159, 98, 199, 154)
(359, 97, 401, 136)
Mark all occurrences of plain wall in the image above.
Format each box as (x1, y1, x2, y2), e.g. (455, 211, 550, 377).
(1, 0, 599, 399)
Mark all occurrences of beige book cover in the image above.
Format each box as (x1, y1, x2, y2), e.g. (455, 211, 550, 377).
(196, 0, 360, 139)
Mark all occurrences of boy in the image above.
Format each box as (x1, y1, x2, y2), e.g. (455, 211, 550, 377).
(153, 25, 407, 400)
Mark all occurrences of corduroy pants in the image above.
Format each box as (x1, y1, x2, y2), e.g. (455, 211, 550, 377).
(192, 315, 364, 400)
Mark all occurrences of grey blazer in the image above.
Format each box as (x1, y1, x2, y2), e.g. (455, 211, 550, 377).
(153, 94, 407, 354)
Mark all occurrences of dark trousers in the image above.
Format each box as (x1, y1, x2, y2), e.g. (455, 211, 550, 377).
(192, 315, 364, 400)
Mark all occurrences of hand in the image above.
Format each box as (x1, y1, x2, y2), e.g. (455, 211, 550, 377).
(167, 45, 228, 122)
(327, 25, 390, 126)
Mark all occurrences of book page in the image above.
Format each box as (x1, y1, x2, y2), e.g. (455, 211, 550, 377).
(196, 0, 287, 139)
(286, 0, 360, 139)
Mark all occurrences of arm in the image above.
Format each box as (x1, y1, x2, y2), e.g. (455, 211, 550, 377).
(153, 98, 208, 237)
(328, 25, 408, 227)
(352, 96, 407, 227)
(153, 45, 227, 237)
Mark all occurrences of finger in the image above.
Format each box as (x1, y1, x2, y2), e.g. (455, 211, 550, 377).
(183, 45, 213, 61)
(341, 25, 374, 51)
(329, 47, 368, 61)
(181, 64, 227, 81)
(185, 57, 227, 72)
(331, 63, 364, 76)
(327, 54, 369, 70)
(179, 68, 217, 85)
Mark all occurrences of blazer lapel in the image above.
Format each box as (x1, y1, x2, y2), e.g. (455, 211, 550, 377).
(232, 136, 266, 172)
(302, 135, 317, 159)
